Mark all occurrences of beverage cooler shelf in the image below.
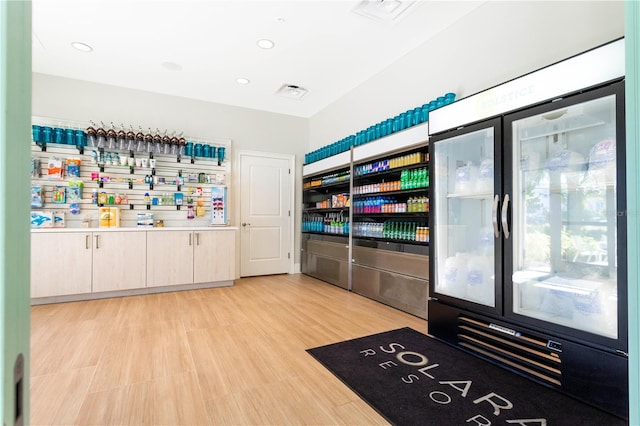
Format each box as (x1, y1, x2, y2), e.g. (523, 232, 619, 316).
(446, 191, 493, 199)
(301, 230, 349, 237)
(352, 188, 428, 197)
(353, 213, 427, 218)
(352, 235, 429, 246)
(303, 181, 350, 192)
(303, 207, 349, 213)
(354, 162, 428, 179)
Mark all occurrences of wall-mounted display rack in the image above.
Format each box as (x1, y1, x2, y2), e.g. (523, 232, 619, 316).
(30, 116, 231, 228)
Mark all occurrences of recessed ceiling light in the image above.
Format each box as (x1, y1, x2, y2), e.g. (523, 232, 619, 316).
(257, 39, 275, 49)
(71, 42, 93, 52)
(161, 61, 183, 71)
(236, 78, 250, 85)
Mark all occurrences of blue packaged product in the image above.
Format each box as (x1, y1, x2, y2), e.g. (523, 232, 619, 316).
(66, 158, 81, 177)
(31, 186, 44, 208)
(30, 211, 53, 228)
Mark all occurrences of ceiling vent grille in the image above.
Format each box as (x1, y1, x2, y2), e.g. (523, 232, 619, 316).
(351, 0, 417, 22)
(275, 84, 308, 100)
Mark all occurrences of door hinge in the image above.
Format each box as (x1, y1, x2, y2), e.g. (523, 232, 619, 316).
(288, 252, 291, 259)
(288, 168, 291, 174)
(288, 210, 291, 217)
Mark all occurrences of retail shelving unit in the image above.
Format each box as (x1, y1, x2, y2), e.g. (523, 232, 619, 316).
(302, 122, 430, 318)
(301, 151, 351, 289)
(351, 143, 429, 319)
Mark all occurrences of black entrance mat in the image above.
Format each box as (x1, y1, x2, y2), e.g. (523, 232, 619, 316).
(306, 327, 625, 426)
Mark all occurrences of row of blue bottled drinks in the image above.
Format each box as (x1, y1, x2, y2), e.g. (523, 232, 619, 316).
(32, 123, 225, 162)
(304, 92, 455, 165)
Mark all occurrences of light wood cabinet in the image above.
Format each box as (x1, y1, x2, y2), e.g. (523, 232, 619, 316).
(31, 228, 235, 301)
(92, 231, 147, 293)
(146, 229, 235, 286)
(146, 230, 194, 287)
(31, 232, 93, 298)
(193, 230, 235, 283)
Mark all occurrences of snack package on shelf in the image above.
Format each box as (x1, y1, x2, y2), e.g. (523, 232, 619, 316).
(67, 181, 83, 201)
(66, 158, 81, 178)
(99, 207, 121, 228)
(31, 157, 41, 178)
(30, 211, 53, 228)
(136, 212, 154, 227)
(53, 211, 65, 228)
(52, 186, 66, 204)
(31, 186, 44, 208)
(47, 157, 64, 180)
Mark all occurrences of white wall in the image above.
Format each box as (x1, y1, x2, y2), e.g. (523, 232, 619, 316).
(32, 73, 309, 270)
(309, 1, 625, 149)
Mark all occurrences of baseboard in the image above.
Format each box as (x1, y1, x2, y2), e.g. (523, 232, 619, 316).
(31, 280, 234, 305)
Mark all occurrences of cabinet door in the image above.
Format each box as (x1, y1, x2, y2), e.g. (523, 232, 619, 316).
(31, 232, 92, 298)
(193, 230, 235, 283)
(146, 230, 194, 287)
(92, 231, 146, 292)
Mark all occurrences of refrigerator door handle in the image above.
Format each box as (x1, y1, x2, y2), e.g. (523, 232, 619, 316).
(492, 194, 500, 238)
(501, 194, 510, 239)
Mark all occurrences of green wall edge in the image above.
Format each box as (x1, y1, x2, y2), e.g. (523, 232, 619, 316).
(1, 1, 32, 424)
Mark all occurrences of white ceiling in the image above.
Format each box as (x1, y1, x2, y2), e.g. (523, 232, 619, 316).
(32, 0, 484, 118)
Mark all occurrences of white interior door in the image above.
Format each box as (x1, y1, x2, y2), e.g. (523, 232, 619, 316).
(239, 151, 293, 276)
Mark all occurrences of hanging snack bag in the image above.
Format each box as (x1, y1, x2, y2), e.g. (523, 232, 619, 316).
(31, 186, 44, 208)
(68, 181, 84, 201)
(31, 156, 41, 178)
(47, 157, 64, 180)
(52, 186, 66, 204)
(31, 211, 53, 228)
(53, 211, 65, 228)
(66, 158, 81, 178)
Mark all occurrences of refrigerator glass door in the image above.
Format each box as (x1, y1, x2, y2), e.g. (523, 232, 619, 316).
(434, 127, 496, 307)
(511, 94, 618, 338)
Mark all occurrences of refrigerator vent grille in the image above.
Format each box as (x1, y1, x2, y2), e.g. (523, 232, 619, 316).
(457, 315, 563, 387)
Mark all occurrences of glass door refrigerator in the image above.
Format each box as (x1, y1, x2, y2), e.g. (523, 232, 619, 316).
(427, 39, 627, 419)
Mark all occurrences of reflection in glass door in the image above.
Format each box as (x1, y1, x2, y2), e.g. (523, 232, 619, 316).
(511, 95, 619, 338)
(433, 127, 496, 307)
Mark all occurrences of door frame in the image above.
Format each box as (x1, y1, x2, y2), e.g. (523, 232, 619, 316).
(236, 149, 296, 276)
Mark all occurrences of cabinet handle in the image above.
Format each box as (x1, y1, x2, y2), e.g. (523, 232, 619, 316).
(86, 235, 90, 250)
(95, 235, 100, 249)
(196, 233, 200, 245)
(189, 233, 192, 246)
(501, 194, 510, 240)
(492, 194, 500, 238)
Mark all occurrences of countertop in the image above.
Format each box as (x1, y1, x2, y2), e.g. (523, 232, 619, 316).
(31, 226, 238, 233)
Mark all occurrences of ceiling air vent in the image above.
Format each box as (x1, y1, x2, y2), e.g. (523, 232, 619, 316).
(352, 0, 417, 22)
(275, 84, 308, 100)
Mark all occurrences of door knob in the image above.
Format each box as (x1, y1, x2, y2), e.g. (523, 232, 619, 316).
(242, 222, 251, 227)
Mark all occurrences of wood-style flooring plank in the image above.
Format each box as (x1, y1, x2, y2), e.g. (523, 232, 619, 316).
(30, 366, 95, 425)
(30, 273, 427, 425)
(87, 319, 194, 393)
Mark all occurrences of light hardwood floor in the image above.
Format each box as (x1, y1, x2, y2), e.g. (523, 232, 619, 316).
(30, 273, 427, 425)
